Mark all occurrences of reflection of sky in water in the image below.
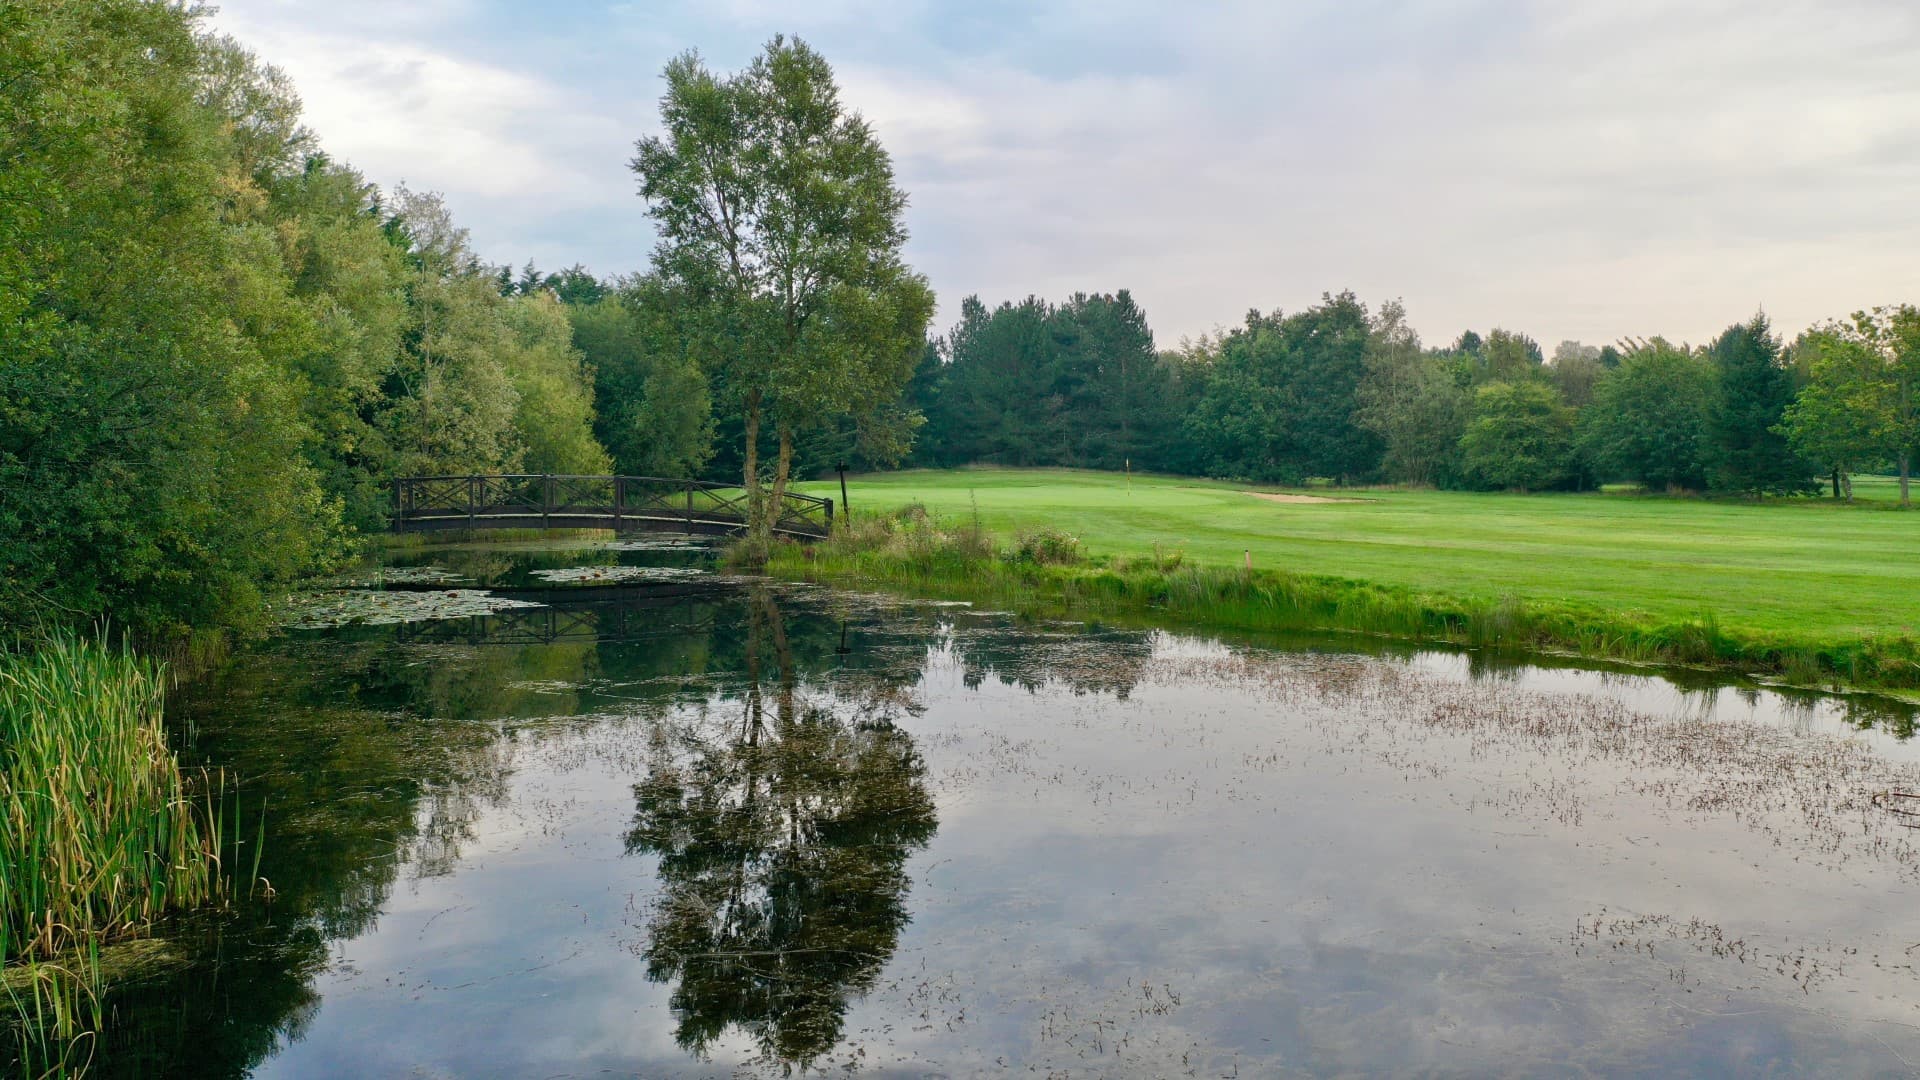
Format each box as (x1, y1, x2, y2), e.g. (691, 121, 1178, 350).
(152, 554, 1920, 1077)
(1399, 646, 1920, 765)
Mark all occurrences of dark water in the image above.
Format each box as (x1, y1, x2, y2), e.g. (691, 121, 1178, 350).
(53, 542, 1920, 1076)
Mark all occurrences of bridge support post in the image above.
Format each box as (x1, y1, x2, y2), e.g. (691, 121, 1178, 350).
(685, 481, 694, 533)
(613, 476, 623, 533)
(467, 476, 477, 528)
(542, 474, 552, 530)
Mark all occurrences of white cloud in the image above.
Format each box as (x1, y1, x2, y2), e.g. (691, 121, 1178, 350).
(209, 0, 1920, 348)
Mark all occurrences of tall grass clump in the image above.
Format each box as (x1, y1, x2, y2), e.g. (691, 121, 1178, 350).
(1, 638, 222, 967)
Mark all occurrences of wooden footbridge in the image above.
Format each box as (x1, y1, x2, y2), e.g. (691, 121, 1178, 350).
(390, 474, 833, 539)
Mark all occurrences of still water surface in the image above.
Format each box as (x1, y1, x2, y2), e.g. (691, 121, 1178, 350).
(87, 542, 1920, 1075)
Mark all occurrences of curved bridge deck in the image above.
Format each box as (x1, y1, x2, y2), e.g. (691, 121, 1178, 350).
(390, 474, 833, 540)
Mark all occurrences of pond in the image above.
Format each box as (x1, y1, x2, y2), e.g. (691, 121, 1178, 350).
(54, 541, 1920, 1076)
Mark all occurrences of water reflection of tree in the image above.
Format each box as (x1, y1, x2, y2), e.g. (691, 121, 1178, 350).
(626, 591, 937, 1071)
(73, 639, 529, 1077)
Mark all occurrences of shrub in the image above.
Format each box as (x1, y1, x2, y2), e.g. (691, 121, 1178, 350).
(1014, 528, 1082, 566)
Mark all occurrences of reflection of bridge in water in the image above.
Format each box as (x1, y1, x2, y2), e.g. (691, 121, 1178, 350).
(390, 474, 833, 539)
(394, 585, 733, 647)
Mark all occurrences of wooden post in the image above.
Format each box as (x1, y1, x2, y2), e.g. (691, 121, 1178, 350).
(836, 462, 850, 528)
(1126, 459, 1131, 495)
(613, 477, 624, 533)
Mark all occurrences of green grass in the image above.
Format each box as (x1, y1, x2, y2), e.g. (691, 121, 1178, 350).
(800, 468, 1919, 640)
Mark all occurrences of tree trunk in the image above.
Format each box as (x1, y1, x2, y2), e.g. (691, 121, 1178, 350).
(743, 589, 762, 745)
(742, 389, 766, 558)
(1831, 468, 1841, 499)
(1902, 450, 1912, 508)
(1842, 472, 1854, 502)
(760, 590, 795, 726)
(767, 422, 796, 544)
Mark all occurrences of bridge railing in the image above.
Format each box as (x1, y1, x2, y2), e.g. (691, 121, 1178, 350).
(390, 474, 834, 538)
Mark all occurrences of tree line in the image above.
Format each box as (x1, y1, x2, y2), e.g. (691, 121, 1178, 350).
(904, 290, 1920, 504)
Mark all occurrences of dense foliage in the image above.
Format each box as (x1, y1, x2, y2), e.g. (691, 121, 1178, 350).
(912, 292, 1180, 471)
(0, 3, 609, 640)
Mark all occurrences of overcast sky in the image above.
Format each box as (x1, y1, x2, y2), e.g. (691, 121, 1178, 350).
(208, 0, 1920, 351)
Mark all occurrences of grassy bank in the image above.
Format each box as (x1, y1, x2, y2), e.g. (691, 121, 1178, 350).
(794, 468, 1920, 642)
(765, 499, 1920, 692)
(2, 639, 237, 1073)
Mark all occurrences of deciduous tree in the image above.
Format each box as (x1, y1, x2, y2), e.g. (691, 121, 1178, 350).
(1457, 382, 1575, 492)
(631, 38, 933, 555)
(1355, 301, 1468, 486)
(1579, 340, 1715, 491)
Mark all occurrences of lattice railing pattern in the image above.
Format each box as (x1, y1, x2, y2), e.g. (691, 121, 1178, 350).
(390, 474, 833, 538)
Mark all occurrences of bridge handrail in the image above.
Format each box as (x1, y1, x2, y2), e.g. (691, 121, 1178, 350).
(389, 473, 833, 538)
(392, 474, 831, 505)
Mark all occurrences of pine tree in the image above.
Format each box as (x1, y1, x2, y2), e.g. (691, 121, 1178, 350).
(1705, 314, 1817, 495)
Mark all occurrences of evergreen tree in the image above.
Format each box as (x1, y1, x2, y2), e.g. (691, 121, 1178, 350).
(1705, 314, 1817, 495)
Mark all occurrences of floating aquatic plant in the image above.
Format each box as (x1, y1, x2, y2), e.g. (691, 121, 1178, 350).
(327, 565, 474, 589)
(528, 565, 710, 585)
(281, 589, 543, 630)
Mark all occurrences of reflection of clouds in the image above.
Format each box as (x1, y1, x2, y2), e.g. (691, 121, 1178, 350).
(155, 580, 1920, 1075)
(862, 640, 1920, 1073)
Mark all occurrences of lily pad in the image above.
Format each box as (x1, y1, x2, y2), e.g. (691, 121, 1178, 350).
(281, 588, 543, 630)
(327, 565, 473, 589)
(528, 565, 711, 585)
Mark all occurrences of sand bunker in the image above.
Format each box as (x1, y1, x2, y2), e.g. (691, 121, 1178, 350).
(1240, 490, 1359, 505)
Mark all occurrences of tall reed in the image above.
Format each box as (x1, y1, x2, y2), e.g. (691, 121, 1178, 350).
(0, 638, 221, 967)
